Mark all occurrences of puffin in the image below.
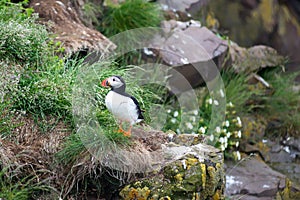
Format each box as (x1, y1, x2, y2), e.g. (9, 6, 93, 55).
(101, 76, 144, 136)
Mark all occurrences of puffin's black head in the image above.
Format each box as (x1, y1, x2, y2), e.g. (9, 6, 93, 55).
(101, 75, 126, 92)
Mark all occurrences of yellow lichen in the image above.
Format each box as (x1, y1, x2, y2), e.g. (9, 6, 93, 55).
(212, 189, 221, 200)
(119, 185, 151, 200)
(186, 157, 198, 170)
(174, 173, 183, 183)
(200, 163, 206, 188)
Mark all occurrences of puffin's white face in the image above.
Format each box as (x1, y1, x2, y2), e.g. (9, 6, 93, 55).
(102, 76, 124, 89)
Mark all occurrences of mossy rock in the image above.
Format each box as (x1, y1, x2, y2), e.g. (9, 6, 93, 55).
(119, 136, 225, 200)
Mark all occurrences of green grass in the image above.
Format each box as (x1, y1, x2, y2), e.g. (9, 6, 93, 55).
(259, 69, 300, 132)
(0, 167, 55, 200)
(99, 0, 163, 37)
(221, 68, 257, 113)
(0, 3, 46, 65)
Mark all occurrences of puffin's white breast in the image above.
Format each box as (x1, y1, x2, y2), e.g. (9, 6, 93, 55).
(105, 91, 141, 125)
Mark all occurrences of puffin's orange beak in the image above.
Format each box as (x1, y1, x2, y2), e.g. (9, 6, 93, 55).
(101, 79, 110, 87)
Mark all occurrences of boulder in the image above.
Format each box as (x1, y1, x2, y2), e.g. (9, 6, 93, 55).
(151, 22, 229, 94)
(29, 0, 115, 56)
(225, 155, 300, 200)
(119, 132, 225, 199)
(229, 43, 285, 74)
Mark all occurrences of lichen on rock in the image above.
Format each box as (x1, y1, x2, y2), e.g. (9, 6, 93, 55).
(119, 133, 225, 200)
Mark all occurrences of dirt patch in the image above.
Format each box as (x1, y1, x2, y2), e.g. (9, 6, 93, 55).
(29, 0, 115, 55)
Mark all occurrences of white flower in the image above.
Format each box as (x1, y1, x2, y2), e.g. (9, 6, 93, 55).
(174, 111, 179, 117)
(236, 141, 239, 147)
(228, 102, 234, 107)
(186, 122, 193, 129)
(193, 110, 198, 116)
(236, 151, 241, 160)
(219, 137, 225, 143)
(167, 109, 171, 113)
(236, 117, 242, 127)
(219, 89, 225, 98)
(215, 126, 221, 133)
(213, 100, 219, 106)
(237, 130, 242, 138)
(199, 127, 206, 134)
(220, 144, 225, 151)
(226, 132, 231, 138)
(190, 116, 196, 122)
(209, 134, 214, 141)
(208, 98, 213, 104)
(224, 136, 228, 144)
(171, 118, 177, 124)
(225, 120, 230, 127)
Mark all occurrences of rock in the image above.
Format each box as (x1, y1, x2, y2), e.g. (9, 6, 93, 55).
(158, 0, 209, 14)
(119, 131, 225, 199)
(29, 0, 115, 56)
(229, 43, 285, 74)
(205, 0, 300, 71)
(225, 156, 286, 199)
(152, 22, 229, 94)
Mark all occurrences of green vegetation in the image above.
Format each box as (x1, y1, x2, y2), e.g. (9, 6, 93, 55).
(0, 2, 43, 64)
(1, 0, 299, 198)
(259, 69, 300, 134)
(0, 167, 54, 200)
(99, 0, 163, 37)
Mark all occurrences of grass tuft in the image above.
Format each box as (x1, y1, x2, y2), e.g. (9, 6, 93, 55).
(99, 0, 163, 37)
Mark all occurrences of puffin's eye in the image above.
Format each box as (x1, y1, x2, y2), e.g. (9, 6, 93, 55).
(112, 78, 116, 81)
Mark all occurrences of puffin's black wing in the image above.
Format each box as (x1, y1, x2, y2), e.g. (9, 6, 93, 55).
(130, 96, 144, 120)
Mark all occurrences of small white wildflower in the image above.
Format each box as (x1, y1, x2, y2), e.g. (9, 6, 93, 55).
(223, 128, 227, 133)
(236, 116, 242, 127)
(225, 120, 230, 127)
(215, 126, 221, 133)
(186, 122, 193, 129)
(224, 136, 228, 144)
(226, 132, 231, 138)
(228, 102, 234, 107)
(193, 109, 198, 115)
(174, 111, 179, 117)
(171, 118, 177, 124)
(213, 100, 219, 106)
(237, 130, 242, 138)
(220, 144, 225, 151)
(219, 137, 225, 143)
(199, 127, 206, 134)
(209, 134, 214, 141)
(236, 151, 241, 160)
(167, 109, 171, 113)
(236, 141, 239, 147)
(190, 116, 196, 122)
(208, 98, 213, 104)
(225, 141, 228, 148)
(219, 89, 225, 98)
